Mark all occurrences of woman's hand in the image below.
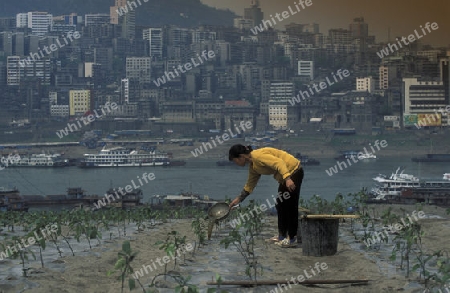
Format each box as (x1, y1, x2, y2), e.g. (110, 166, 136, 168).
(229, 197, 241, 208)
(286, 177, 296, 192)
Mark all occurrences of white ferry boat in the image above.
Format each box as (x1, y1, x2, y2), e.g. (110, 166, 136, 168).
(370, 167, 421, 200)
(370, 168, 450, 201)
(6, 153, 67, 167)
(80, 147, 170, 167)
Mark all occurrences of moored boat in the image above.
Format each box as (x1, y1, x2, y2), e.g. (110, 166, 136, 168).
(368, 168, 450, 205)
(0, 187, 29, 211)
(294, 153, 320, 165)
(357, 153, 377, 160)
(368, 167, 421, 201)
(334, 150, 360, 161)
(2, 153, 68, 167)
(152, 192, 217, 209)
(79, 146, 170, 167)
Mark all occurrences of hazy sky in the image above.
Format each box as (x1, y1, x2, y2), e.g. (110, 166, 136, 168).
(201, 0, 449, 47)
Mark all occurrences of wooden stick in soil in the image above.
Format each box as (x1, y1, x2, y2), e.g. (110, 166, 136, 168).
(302, 214, 360, 219)
(207, 279, 369, 286)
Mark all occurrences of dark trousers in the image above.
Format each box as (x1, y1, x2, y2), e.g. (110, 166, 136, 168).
(276, 167, 304, 239)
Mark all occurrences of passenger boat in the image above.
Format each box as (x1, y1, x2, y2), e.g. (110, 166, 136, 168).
(79, 146, 170, 167)
(2, 153, 68, 167)
(369, 167, 420, 200)
(368, 168, 450, 205)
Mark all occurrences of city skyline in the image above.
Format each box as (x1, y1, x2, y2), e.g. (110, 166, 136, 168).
(202, 0, 449, 47)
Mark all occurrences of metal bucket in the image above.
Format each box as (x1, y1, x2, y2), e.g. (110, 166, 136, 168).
(207, 202, 231, 240)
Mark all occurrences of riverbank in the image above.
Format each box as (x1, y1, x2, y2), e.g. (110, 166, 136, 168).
(2, 130, 449, 161)
(14, 135, 450, 160)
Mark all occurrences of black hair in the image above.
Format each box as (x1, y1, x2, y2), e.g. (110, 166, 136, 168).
(228, 144, 253, 161)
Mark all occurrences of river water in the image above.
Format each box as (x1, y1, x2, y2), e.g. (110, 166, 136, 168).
(0, 157, 448, 205)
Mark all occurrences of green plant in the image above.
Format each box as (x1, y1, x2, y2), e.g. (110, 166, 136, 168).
(207, 273, 229, 293)
(0, 237, 36, 277)
(431, 251, 450, 288)
(303, 193, 352, 215)
(174, 275, 199, 293)
(147, 273, 199, 293)
(191, 217, 207, 253)
(220, 200, 264, 282)
(156, 230, 187, 274)
(390, 222, 422, 277)
(107, 240, 145, 293)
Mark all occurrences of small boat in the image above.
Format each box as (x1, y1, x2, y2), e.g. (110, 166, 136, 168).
(443, 173, 450, 180)
(294, 153, 320, 165)
(106, 188, 143, 209)
(0, 187, 29, 211)
(357, 153, 377, 160)
(334, 150, 360, 161)
(154, 192, 217, 209)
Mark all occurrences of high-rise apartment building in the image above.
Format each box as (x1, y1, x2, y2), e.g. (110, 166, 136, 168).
(268, 82, 295, 130)
(69, 90, 91, 116)
(143, 28, 163, 59)
(379, 66, 389, 90)
(349, 17, 368, 38)
(7, 56, 23, 85)
(85, 14, 110, 26)
(17, 12, 53, 36)
(403, 78, 447, 127)
(126, 57, 151, 83)
(356, 77, 374, 93)
(16, 13, 28, 28)
(0, 32, 13, 56)
(298, 61, 314, 80)
(121, 78, 130, 104)
(110, 0, 135, 39)
(244, 0, 264, 26)
(13, 32, 25, 56)
(7, 56, 51, 85)
(440, 51, 450, 105)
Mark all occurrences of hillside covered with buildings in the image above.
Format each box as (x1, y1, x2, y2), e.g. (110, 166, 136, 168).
(0, 0, 449, 141)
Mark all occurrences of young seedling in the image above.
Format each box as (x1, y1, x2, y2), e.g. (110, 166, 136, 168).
(220, 200, 264, 282)
(207, 273, 229, 293)
(107, 240, 145, 293)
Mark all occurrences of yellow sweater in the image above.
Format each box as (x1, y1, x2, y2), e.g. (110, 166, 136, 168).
(243, 147, 301, 194)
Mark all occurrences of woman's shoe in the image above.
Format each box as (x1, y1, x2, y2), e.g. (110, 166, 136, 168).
(276, 237, 297, 248)
(266, 235, 285, 243)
